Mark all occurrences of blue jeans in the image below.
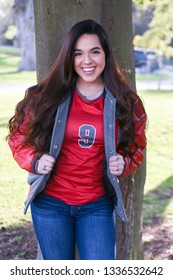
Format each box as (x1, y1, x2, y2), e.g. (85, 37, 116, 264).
(31, 193, 116, 260)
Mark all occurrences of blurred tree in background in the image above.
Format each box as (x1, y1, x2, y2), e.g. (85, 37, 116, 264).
(0, 0, 14, 45)
(13, 0, 36, 70)
(134, 0, 173, 58)
(0, 0, 35, 71)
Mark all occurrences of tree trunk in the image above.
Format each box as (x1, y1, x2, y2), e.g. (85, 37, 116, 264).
(13, 0, 36, 71)
(33, 0, 103, 81)
(102, 0, 146, 260)
(33, 0, 146, 260)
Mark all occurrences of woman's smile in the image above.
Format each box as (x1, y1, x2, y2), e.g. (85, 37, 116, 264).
(82, 67, 96, 73)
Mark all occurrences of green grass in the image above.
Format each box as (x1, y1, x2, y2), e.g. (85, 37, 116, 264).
(0, 89, 33, 228)
(139, 90, 173, 224)
(0, 49, 36, 228)
(136, 72, 169, 81)
(0, 47, 36, 84)
(0, 46, 20, 56)
(0, 49, 173, 229)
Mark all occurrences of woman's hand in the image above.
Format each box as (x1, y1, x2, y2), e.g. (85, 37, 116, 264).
(109, 154, 125, 176)
(37, 154, 56, 174)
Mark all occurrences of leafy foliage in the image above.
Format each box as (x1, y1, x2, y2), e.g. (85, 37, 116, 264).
(134, 0, 156, 5)
(134, 0, 173, 57)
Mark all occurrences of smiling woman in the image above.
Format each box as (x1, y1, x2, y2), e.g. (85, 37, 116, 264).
(74, 34, 105, 99)
(7, 19, 147, 260)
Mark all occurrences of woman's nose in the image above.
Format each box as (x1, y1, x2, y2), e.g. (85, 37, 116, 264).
(83, 54, 92, 64)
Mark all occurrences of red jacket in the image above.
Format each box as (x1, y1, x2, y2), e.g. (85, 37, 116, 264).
(8, 96, 147, 177)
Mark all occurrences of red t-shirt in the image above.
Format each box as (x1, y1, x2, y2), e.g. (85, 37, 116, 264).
(44, 89, 106, 204)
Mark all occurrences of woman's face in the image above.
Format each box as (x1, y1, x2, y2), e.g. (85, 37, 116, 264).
(74, 33, 106, 85)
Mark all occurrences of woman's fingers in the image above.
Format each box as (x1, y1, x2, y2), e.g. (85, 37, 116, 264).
(37, 154, 56, 174)
(109, 154, 125, 176)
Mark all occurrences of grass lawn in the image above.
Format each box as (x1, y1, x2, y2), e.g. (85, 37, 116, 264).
(0, 49, 37, 228)
(139, 90, 173, 224)
(0, 89, 33, 228)
(0, 49, 173, 229)
(136, 72, 169, 81)
(0, 46, 36, 84)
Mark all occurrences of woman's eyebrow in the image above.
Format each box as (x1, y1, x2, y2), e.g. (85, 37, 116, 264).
(74, 46, 102, 52)
(91, 46, 102, 51)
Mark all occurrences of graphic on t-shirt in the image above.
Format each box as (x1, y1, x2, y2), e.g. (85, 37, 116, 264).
(78, 124, 96, 148)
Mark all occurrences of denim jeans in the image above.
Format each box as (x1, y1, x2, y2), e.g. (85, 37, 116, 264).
(31, 193, 116, 260)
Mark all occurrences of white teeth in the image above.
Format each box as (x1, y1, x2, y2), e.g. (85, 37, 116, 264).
(83, 67, 95, 72)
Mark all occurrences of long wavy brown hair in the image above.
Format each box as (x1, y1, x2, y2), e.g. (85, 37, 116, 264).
(7, 19, 144, 158)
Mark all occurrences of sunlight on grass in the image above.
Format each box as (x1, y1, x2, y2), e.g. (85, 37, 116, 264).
(0, 49, 36, 84)
(139, 90, 173, 224)
(0, 49, 36, 228)
(0, 89, 33, 228)
(140, 90, 173, 192)
(136, 72, 169, 81)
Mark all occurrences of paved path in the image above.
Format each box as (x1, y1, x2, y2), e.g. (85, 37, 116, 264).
(1, 67, 173, 93)
(136, 66, 173, 91)
(136, 80, 173, 91)
(0, 83, 31, 92)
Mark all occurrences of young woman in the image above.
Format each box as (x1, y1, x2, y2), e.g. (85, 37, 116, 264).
(7, 19, 147, 260)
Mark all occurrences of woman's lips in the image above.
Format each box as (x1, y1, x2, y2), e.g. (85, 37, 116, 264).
(82, 67, 96, 73)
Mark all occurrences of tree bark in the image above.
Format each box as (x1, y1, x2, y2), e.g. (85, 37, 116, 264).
(14, 0, 36, 71)
(102, 0, 146, 260)
(33, 0, 146, 260)
(33, 0, 103, 81)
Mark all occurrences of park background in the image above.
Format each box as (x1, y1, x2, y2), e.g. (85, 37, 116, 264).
(0, 0, 173, 260)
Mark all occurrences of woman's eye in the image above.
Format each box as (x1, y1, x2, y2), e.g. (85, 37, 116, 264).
(92, 50, 100, 55)
(74, 52, 82, 56)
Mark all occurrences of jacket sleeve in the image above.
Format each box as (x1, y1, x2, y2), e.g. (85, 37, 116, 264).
(8, 116, 37, 173)
(117, 98, 147, 177)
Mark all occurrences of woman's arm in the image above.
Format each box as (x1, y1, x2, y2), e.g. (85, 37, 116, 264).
(118, 98, 147, 177)
(8, 116, 36, 173)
